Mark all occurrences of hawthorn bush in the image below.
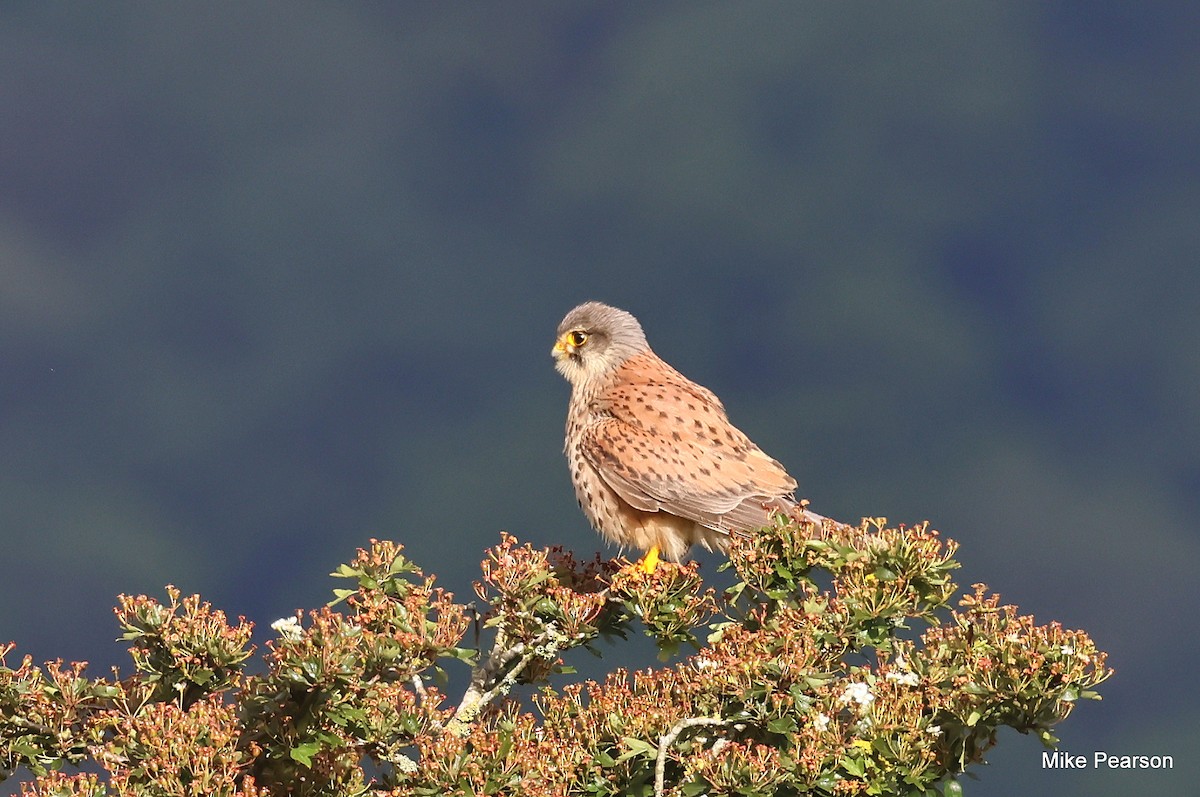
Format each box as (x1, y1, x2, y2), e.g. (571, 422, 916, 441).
(1, 516, 1110, 796)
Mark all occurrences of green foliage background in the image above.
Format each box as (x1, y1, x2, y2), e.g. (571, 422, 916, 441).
(1, 4, 1195, 794)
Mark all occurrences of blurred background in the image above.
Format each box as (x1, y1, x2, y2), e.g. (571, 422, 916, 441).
(2, 3, 1196, 794)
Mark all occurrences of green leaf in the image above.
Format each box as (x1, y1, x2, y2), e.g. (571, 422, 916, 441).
(189, 667, 215, 685)
(804, 673, 834, 689)
(707, 621, 734, 644)
(767, 715, 797, 735)
(330, 564, 359, 579)
(615, 736, 656, 762)
(289, 740, 322, 767)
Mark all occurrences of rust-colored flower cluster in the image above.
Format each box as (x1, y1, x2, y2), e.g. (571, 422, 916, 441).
(115, 586, 254, 705)
(1, 646, 108, 780)
(476, 533, 614, 651)
(97, 696, 269, 797)
(607, 557, 717, 655)
(2, 523, 1110, 796)
(918, 583, 1111, 757)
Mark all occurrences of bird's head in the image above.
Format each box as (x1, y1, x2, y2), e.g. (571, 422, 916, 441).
(553, 301, 650, 387)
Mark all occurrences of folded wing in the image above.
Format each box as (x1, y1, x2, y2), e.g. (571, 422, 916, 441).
(580, 353, 798, 535)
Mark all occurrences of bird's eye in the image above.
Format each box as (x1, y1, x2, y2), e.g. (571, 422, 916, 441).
(568, 330, 588, 347)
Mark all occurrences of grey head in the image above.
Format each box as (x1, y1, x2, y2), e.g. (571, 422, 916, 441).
(551, 301, 651, 387)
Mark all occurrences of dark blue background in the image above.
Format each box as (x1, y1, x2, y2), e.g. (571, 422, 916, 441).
(2, 4, 1195, 794)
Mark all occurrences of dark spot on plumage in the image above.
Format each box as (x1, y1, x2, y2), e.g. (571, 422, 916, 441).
(671, 431, 682, 441)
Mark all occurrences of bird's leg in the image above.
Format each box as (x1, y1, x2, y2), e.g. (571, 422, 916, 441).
(640, 545, 661, 574)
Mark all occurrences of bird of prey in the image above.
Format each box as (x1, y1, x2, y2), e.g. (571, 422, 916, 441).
(552, 301, 823, 572)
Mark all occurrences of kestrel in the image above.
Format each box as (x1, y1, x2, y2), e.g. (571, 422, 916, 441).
(552, 301, 824, 572)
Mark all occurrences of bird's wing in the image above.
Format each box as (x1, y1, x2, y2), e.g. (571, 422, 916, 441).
(580, 354, 797, 534)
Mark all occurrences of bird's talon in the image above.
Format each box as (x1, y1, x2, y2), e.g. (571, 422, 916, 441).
(639, 546, 661, 574)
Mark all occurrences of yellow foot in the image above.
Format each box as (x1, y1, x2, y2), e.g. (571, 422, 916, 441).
(639, 546, 661, 574)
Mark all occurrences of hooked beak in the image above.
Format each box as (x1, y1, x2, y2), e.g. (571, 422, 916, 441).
(552, 335, 575, 360)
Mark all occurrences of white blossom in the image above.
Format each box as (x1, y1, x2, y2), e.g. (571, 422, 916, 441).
(271, 616, 304, 641)
(885, 669, 919, 686)
(839, 681, 875, 707)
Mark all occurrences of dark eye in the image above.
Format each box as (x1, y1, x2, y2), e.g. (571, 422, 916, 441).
(568, 330, 588, 347)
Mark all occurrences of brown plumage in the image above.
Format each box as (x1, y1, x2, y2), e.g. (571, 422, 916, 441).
(552, 301, 823, 571)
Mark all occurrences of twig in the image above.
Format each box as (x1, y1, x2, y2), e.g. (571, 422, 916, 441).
(655, 716, 728, 797)
(411, 673, 429, 705)
(446, 624, 562, 737)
